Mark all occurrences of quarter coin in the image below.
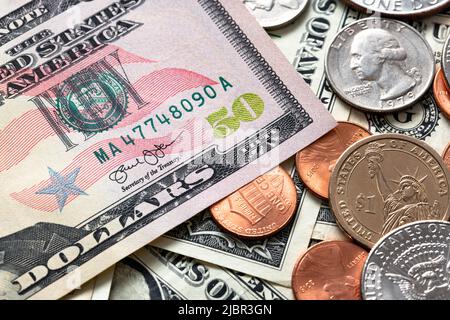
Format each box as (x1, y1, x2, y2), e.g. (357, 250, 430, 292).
(361, 220, 450, 300)
(325, 18, 435, 113)
(292, 241, 368, 300)
(242, 0, 308, 30)
(296, 121, 371, 200)
(329, 134, 450, 248)
(210, 166, 297, 238)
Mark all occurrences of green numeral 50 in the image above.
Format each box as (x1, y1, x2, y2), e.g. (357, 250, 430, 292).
(206, 93, 265, 138)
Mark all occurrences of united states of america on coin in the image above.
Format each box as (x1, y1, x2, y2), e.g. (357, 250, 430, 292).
(329, 134, 450, 248)
(361, 220, 450, 300)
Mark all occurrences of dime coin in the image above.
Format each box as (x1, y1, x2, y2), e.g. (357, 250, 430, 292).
(296, 121, 371, 199)
(344, 0, 450, 18)
(210, 166, 297, 238)
(433, 68, 450, 119)
(361, 220, 450, 300)
(292, 241, 368, 300)
(443, 142, 450, 173)
(329, 134, 450, 248)
(325, 18, 435, 113)
(242, 0, 308, 30)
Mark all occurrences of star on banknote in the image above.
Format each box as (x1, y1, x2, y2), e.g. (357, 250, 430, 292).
(36, 167, 87, 212)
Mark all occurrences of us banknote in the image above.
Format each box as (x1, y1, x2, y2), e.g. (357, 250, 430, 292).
(0, 0, 335, 299)
(109, 246, 293, 300)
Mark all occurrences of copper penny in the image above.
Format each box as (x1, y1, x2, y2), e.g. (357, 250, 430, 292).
(443, 142, 450, 173)
(329, 134, 450, 248)
(296, 121, 371, 199)
(210, 166, 297, 238)
(292, 241, 368, 300)
(433, 67, 450, 119)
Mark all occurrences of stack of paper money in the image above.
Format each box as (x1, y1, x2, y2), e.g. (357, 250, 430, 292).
(0, 0, 335, 300)
(0, 0, 449, 301)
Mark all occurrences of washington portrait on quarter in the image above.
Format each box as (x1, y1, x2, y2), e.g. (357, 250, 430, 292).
(350, 29, 421, 102)
(326, 18, 434, 112)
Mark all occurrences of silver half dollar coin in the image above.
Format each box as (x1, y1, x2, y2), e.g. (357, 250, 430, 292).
(362, 220, 450, 300)
(325, 18, 435, 113)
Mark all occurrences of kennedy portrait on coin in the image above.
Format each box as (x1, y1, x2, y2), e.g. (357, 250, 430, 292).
(350, 29, 421, 101)
(365, 142, 439, 235)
